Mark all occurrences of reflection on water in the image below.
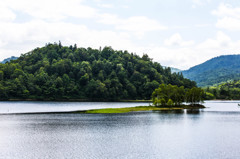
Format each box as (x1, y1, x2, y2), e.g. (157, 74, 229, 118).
(186, 109, 201, 114)
(0, 101, 240, 159)
(154, 109, 185, 114)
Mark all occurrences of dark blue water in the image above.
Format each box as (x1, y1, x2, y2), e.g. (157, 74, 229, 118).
(0, 101, 240, 159)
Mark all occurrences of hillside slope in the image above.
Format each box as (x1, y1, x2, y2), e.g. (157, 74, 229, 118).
(182, 55, 240, 87)
(205, 80, 240, 100)
(0, 43, 196, 100)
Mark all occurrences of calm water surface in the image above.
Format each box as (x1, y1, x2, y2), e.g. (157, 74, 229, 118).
(0, 101, 240, 159)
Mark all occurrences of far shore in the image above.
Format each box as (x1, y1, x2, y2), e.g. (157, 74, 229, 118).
(1, 98, 152, 103)
(2, 98, 239, 103)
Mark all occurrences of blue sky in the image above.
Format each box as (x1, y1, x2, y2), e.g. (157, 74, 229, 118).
(1, 0, 240, 69)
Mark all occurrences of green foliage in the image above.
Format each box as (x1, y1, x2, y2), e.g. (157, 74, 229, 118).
(182, 55, 240, 87)
(167, 99, 174, 106)
(185, 87, 204, 104)
(152, 84, 204, 106)
(204, 80, 240, 99)
(0, 43, 196, 100)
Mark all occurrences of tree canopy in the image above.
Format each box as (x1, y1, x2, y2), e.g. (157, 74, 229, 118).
(204, 80, 240, 100)
(0, 42, 196, 101)
(152, 84, 204, 106)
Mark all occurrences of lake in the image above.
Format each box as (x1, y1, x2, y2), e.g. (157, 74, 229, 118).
(0, 101, 240, 159)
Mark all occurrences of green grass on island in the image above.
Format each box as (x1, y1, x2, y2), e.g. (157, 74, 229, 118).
(80, 105, 205, 114)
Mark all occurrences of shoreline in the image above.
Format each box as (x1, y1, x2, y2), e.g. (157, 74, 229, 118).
(1, 105, 206, 115)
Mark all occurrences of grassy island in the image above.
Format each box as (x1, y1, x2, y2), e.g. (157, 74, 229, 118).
(6, 104, 205, 115)
(77, 105, 205, 114)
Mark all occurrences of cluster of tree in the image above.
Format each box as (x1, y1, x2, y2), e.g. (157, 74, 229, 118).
(0, 42, 196, 101)
(152, 84, 204, 106)
(204, 80, 240, 100)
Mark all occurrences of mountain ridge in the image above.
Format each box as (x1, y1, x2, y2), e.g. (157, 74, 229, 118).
(182, 54, 240, 87)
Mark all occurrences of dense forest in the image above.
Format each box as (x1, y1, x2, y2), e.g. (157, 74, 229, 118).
(204, 80, 240, 100)
(182, 55, 240, 87)
(0, 42, 196, 101)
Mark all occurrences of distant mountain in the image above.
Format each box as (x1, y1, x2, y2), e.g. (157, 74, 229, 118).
(182, 55, 240, 87)
(0, 56, 18, 64)
(162, 66, 182, 73)
(170, 67, 182, 73)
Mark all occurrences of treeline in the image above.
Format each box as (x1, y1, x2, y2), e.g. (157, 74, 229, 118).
(152, 84, 204, 106)
(204, 80, 240, 100)
(0, 42, 196, 100)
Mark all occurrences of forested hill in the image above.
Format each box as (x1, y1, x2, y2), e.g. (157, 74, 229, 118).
(182, 55, 240, 87)
(0, 43, 196, 100)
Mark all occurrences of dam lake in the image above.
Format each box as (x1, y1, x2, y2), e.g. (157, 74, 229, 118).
(0, 101, 240, 159)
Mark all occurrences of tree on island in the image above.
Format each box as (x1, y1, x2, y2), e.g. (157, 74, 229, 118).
(152, 84, 204, 106)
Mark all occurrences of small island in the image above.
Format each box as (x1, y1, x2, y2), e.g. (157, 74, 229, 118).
(75, 84, 205, 114)
(76, 104, 205, 114)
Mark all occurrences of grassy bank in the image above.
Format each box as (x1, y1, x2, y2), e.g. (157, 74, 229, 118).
(80, 105, 205, 114)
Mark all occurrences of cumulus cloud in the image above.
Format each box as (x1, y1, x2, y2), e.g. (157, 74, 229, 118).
(1, 0, 240, 71)
(145, 32, 240, 69)
(213, 3, 240, 31)
(2, 0, 96, 21)
(0, 0, 165, 60)
(164, 33, 195, 47)
(0, 20, 135, 60)
(197, 31, 231, 49)
(98, 14, 167, 37)
(212, 3, 240, 18)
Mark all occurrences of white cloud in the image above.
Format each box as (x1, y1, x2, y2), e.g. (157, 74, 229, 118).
(215, 17, 240, 31)
(0, 20, 136, 60)
(1, 0, 239, 71)
(98, 14, 167, 37)
(164, 33, 195, 47)
(0, 0, 167, 63)
(197, 31, 231, 49)
(212, 3, 240, 18)
(116, 16, 167, 34)
(213, 3, 240, 31)
(2, 0, 96, 21)
(145, 31, 240, 70)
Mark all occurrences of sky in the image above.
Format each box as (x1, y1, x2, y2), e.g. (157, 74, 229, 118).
(1, 0, 240, 70)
